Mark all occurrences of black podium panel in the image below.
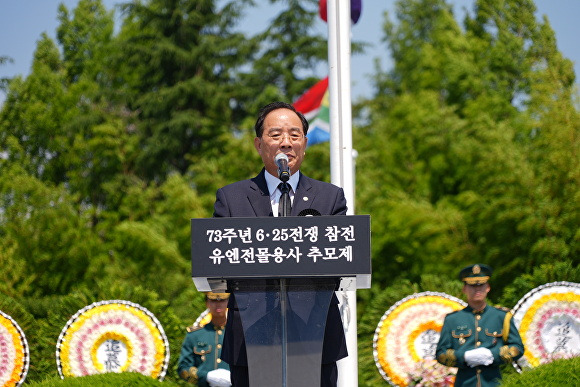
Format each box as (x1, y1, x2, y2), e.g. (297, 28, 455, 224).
(191, 215, 370, 284)
(190, 215, 371, 386)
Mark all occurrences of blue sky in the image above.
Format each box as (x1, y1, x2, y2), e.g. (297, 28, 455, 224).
(1, 0, 579, 103)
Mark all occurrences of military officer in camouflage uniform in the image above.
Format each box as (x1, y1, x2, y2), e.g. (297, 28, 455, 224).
(178, 292, 231, 386)
(436, 264, 524, 387)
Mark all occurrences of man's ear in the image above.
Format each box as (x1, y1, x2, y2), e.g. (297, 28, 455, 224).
(254, 137, 262, 154)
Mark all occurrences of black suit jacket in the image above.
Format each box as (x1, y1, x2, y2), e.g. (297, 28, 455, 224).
(213, 168, 348, 217)
(214, 169, 348, 366)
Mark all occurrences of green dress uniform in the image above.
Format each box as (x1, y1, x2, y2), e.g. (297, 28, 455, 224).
(178, 321, 229, 386)
(437, 263, 525, 387)
(436, 305, 524, 386)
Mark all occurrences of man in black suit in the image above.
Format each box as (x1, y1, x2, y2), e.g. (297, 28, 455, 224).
(213, 101, 348, 386)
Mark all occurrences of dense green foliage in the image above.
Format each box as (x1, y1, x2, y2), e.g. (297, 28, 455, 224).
(27, 372, 180, 386)
(500, 357, 580, 386)
(358, 0, 578, 291)
(0, 0, 578, 385)
(23, 357, 580, 386)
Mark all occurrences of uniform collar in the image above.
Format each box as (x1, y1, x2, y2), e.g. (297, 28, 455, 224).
(206, 320, 226, 330)
(469, 304, 488, 315)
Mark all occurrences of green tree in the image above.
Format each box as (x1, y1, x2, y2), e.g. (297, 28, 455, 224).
(519, 17, 579, 267)
(499, 260, 580, 307)
(0, 55, 14, 91)
(94, 174, 206, 317)
(0, 35, 72, 183)
(0, 165, 103, 298)
(0, 0, 120, 210)
(57, 0, 115, 84)
(237, 0, 327, 107)
(356, 0, 579, 292)
(112, 0, 255, 181)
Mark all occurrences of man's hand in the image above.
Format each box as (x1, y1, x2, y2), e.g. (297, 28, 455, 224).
(207, 368, 231, 387)
(464, 347, 494, 367)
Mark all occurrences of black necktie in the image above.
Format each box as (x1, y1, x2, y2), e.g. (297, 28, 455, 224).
(278, 182, 291, 217)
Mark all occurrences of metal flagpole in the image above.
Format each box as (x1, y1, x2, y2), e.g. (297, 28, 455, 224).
(327, 1, 357, 385)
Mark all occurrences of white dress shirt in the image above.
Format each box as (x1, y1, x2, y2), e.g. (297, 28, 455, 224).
(264, 169, 299, 217)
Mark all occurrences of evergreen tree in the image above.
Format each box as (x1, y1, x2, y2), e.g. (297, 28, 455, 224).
(0, 35, 71, 183)
(237, 0, 327, 107)
(57, 0, 115, 84)
(112, 0, 255, 180)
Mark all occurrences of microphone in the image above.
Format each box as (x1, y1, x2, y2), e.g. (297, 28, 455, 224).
(298, 209, 321, 217)
(275, 153, 290, 182)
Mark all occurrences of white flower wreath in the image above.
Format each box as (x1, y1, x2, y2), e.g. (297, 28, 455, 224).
(56, 300, 170, 380)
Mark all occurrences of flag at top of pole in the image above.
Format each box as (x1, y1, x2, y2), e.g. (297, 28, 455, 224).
(319, 0, 362, 24)
(293, 77, 330, 146)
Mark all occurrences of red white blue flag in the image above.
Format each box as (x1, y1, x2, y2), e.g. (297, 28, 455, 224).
(319, 0, 362, 24)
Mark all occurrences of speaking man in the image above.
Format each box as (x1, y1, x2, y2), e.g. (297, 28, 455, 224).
(213, 101, 348, 386)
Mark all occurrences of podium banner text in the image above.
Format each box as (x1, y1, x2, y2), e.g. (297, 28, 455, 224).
(191, 215, 371, 279)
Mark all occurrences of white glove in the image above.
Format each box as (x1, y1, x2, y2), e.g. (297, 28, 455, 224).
(207, 368, 231, 387)
(464, 347, 494, 367)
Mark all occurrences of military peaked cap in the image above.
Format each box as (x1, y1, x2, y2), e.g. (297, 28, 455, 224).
(459, 264, 492, 285)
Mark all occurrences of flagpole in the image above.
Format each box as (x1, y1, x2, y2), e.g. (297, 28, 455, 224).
(327, 1, 358, 386)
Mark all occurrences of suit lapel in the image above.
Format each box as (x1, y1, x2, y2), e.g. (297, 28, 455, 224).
(247, 170, 317, 217)
(292, 174, 314, 216)
(249, 169, 274, 217)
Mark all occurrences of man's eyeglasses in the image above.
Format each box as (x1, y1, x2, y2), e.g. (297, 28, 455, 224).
(265, 130, 305, 143)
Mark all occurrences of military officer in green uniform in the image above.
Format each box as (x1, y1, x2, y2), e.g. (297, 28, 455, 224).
(178, 292, 231, 386)
(436, 264, 524, 387)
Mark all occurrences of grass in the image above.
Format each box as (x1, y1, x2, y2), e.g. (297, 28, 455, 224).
(25, 372, 180, 386)
(500, 357, 580, 386)
(23, 356, 579, 386)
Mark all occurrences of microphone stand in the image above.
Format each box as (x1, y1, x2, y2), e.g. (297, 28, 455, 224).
(279, 182, 291, 218)
(278, 171, 290, 386)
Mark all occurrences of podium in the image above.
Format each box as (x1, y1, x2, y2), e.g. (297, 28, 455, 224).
(191, 215, 371, 386)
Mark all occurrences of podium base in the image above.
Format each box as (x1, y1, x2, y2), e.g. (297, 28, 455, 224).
(230, 278, 337, 386)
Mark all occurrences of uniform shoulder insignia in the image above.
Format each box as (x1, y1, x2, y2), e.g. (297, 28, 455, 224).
(186, 324, 203, 333)
(494, 305, 510, 313)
